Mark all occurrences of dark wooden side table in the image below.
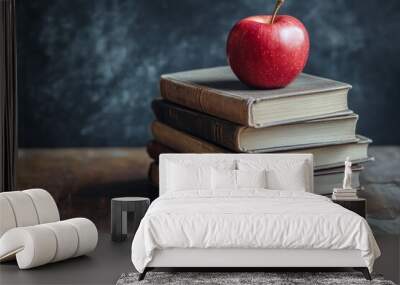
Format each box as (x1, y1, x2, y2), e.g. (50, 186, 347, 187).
(111, 197, 150, 242)
(332, 198, 366, 218)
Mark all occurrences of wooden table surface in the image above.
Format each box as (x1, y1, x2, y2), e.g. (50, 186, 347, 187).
(17, 147, 155, 231)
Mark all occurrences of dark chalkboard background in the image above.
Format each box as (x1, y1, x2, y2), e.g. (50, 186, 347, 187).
(17, 0, 400, 147)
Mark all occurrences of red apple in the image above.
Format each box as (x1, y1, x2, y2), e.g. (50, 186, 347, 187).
(227, 15, 310, 89)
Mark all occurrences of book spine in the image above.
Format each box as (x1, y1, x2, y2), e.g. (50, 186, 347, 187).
(151, 121, 229, 153)
(152, 99, 244, 151)
(148, 162, 159, 186)
(146, 140, 176, 161)
(160, 77, 252, 126)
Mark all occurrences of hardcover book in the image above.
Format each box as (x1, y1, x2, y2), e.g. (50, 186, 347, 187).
(148, 162, 159, 187)
(285, 135, 372, 170)
(148, 126, 371, 170)
(146, 140, 174, 161)
(151, 121, 228, 154)
(152, 99, 358, 152)
(314, 165, 363, 194)
(160, 66, 352, 127)
(147, 161, 362, 195)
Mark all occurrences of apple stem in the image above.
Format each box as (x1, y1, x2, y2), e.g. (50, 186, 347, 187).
(270, 0, 285, 24)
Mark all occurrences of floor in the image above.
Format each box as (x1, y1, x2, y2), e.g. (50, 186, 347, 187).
(1, 234, 399, 285)
(1, 146, 399, 284)
(0, 233, 132, 285)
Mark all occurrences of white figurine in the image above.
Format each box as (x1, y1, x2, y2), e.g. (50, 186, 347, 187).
(343, 157, 352, 190)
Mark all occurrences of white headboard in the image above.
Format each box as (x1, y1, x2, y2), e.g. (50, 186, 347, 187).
(159, 153, 314, 195)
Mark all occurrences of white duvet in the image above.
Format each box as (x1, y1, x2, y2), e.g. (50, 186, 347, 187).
(131, 190, 380, 273)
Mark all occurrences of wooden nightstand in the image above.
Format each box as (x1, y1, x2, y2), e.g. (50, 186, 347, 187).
(331, 198, 366, 218)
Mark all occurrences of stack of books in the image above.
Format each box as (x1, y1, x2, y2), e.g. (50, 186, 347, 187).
(146, 66, 372, 195)
(332, 188, 358, 200)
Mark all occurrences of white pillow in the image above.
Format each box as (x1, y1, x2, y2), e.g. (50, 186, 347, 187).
(212, 169, 268, 190)
(236, 169, 267, 189)
(267, 163, 307, 191)
(167, 162, 211, 191)
(237, 159, 308, 192)
(212, 169, 237, 190)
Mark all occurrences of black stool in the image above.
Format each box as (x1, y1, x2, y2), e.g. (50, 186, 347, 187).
(111, 197, 150, 242)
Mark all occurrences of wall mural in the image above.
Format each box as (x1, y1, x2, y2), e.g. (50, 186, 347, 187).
(17, 0, 400, 147)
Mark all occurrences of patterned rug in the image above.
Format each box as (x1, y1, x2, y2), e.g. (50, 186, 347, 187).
(116, 271, 396, 285)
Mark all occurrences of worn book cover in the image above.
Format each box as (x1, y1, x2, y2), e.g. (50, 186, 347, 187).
(147, 161, 362, 193)
(160, 66, 351, 127)
(149, 122, 371, 170)
(151, 121, 228, 154)
(146, 140, 175, 161)
(148, 162, 159, 187)
(152, 98, 357, 152)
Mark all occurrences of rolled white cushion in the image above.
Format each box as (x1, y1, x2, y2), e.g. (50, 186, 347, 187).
(23, 189, 60, 223)
(64, 218, 98, 257)
(0, 192, 39, 227)
(0, 226, 57, 269)
(0, 195, 17, 237)
(0, 218, 98, 269)
(42, 221, 79, 262)
(0, 189, 60, 238)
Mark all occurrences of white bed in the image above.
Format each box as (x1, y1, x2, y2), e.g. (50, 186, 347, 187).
(131, 154, 380, 280)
